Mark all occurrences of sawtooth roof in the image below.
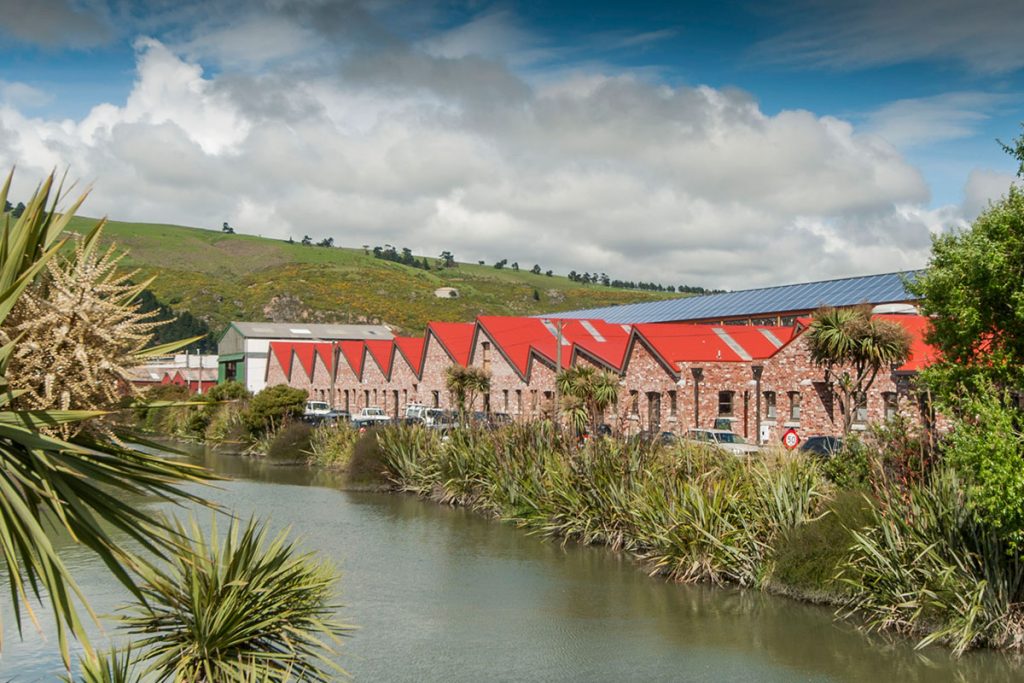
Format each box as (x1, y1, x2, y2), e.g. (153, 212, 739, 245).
(545, 271, 920, 324)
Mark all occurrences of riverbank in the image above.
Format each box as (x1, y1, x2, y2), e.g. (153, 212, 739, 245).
(366, 423, 1024, 657)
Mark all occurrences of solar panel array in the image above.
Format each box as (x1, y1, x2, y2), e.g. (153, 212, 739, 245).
(545, 271, 921, 324)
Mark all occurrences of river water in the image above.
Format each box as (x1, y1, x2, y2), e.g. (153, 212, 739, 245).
(0, 444, 1020, 681)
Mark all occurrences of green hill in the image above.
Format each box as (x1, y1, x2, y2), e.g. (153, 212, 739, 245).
(65, 216, 686, 336)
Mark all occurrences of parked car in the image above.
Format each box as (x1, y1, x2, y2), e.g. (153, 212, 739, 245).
(303, 400, 331, 418)
(629, 430, 677, 446)
(800, 436, 843, 458)
(684, 428, 760, 456)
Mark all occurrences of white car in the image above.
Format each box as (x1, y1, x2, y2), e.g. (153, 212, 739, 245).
(304, 400, 331, 418)
(684, 428, 760, 456)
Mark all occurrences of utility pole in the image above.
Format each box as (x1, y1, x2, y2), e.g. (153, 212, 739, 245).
(554, 319, 563, 425)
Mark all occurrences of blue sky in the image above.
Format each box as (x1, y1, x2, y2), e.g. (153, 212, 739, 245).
(0, 0, 1020, 288)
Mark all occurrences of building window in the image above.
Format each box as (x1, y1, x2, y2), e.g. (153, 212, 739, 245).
(855, 395, 869, 424)
(412, 383, 418, 398)
(364, 389, 370, 407)
(542, 391, 553, 417)
(344, 390, 350, 412)
(883, 392, 898, 421)
(788, 392, 801, 421)
(432, 390, 440, 408)
(403, 389, 408, 406)
(668, 390, 677, 417)
(629, 390, 639, 416)
(530, 390, 538, 416)
(718, 391, 734, 416)
(764, 391, 776, 419)
(516, 389, 523, 416)
(224, 361, 238, 382)
(503, 389, 509, 412)
(482, 341, 491, 373)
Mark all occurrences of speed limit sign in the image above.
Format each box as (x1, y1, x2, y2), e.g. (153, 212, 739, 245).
(782, 428, 800, 451)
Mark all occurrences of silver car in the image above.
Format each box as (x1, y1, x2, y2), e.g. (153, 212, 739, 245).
(684, 428, 760, 456)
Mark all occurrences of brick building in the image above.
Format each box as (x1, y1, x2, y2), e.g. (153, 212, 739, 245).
(260, 311, 936, 442)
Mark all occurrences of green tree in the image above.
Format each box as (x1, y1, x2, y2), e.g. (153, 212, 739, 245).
(909, 183, 1024, 394)
(556, 365, 619, 435)
(439, 250, 455, 267)
(805, 306, 911, 434)
(244, 384, 307, 435)
(445, 365, 490, 417)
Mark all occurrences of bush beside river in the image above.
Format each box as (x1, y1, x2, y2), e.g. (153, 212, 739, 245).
(368, 422, 1024, 657)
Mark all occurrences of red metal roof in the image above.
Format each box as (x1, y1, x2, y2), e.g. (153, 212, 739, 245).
(365, 339, 395, 377)
(270, 342, 293, 379)
(427, 322, 475, 367)
(476, 316, 553, 376)
(874, 314, 936, 372)
(293, 343, 316, 379)
(314, 342, 334, 374)
(393, 336, 425, 376)
(560, 318, 631, 370)
(632, 323, 794, 366)
(339, 340, 365, 378)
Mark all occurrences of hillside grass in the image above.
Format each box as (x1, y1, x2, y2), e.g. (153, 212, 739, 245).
(64, 216, 682, 335)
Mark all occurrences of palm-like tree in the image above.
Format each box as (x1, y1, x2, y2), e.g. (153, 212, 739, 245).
(0, 171, 213, 666)
(556, 365, 619, 435)
(123, 517, 350, 683)
(445, 365, 491, 418)
(805, 306, 911, 433)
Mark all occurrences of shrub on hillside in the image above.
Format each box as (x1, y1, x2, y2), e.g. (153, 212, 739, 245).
(267, 421, 315, 462)
(243, 384, 307, 435)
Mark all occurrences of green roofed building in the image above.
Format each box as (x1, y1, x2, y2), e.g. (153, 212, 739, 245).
(217, 322, 393, 394)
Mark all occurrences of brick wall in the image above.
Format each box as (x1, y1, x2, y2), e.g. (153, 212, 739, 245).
(260, 323, 937, 441)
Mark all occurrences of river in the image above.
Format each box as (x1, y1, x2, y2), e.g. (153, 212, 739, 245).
(0, 443, 1020, 681)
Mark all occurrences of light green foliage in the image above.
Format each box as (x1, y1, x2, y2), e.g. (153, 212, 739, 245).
(556, 365, 619, 434)
(941, 389, 1024, 547)
(243, 384, 307, 435)
(122, 516, 350, 682)
(842, 467, 1024, 656)
(307, 424, 360, 469)
(805, 306, 911, 433)
(65, 649, 141, 683)
(910, 184, 1024, 391)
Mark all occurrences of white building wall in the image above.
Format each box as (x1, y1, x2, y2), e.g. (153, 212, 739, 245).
(245, 338, 272, 394)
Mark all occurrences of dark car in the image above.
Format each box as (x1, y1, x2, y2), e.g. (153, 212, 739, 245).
(800, 436, 843, 458)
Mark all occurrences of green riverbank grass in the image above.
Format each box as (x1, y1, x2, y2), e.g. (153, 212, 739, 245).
(372, 423, 1024, 656)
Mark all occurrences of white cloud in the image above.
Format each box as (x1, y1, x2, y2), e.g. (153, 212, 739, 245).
(864, 91, 1014, 148)
(0, 81, 53, 109)
(0, 29, 988, 290)
(963, 168, 1016, 218)
(752, 0, 1024, 74)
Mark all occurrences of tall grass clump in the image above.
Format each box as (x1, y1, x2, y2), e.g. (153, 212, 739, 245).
(842, 466, 1024, 655)
(307, 423, 360, 469)
(375, 424, 827, 589)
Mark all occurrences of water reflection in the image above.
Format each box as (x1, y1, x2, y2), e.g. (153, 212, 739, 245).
(0, 442, 1020, 681)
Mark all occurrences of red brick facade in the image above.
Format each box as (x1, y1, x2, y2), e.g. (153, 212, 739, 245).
(261, 314, 936, 441)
